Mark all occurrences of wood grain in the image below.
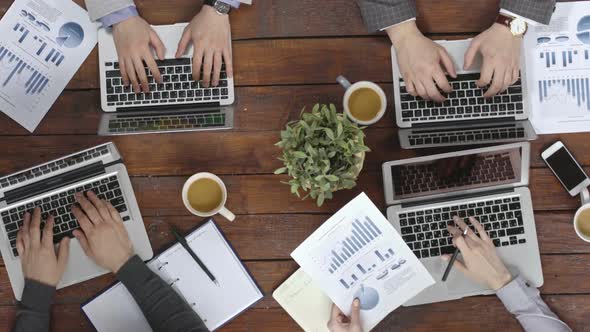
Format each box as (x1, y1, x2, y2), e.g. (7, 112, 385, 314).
(0, 294, 589, 332)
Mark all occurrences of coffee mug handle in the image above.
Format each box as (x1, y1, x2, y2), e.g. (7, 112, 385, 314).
(582, 187, 590, 205)
(219, 206, 236, 222)
(336, 75, 351, 90)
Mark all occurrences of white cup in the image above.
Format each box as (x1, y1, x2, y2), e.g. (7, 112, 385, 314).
(574, 187, 590, 242)
(336, 75, 387, 126)
(182, 172, 235, 222)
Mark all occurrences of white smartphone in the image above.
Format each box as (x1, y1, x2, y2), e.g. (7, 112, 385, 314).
(541, 141, 590, 196)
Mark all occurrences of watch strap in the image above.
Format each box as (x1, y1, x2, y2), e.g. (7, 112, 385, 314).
(495, 13, 513, 28)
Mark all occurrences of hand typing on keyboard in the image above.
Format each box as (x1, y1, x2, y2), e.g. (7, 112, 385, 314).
(113, 16, 166, 93)
(443, 216, 513, 290)
(17, 208, 71, 287)
(385, 20, 457, 102)
(464, 23, 522, 98)
(71, 192, 134, 273)
(176, 5, 233, 88)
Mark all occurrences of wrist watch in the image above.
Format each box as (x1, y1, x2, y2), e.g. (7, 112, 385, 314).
(496, 13, 527, 37)
(204, 0, 231, 15)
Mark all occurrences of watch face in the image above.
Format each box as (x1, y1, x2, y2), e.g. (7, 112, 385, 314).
(510, 19, 527, 35)
(214, 1, 231, 14)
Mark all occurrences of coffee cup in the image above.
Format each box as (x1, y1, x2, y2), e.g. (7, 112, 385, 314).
(336, 75, 387, 126)
(574, 187, 590, 242)
(182, 172, 235, 222)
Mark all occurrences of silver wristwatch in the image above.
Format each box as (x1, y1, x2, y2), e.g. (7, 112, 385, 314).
(204, 0, 231, 15)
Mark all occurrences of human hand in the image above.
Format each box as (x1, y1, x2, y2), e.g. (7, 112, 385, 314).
(464, 23, 521, 98)
(175, 5, 233, 88)
(17, 208, 70, 287)
(442, 216, 513, 290)
(327, 299, 362, 332)
(386, 21, 456, 102)
(113, 16, 165, 93)
(71, 191, 134, 273)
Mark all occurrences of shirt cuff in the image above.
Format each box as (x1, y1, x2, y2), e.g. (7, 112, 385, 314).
(218, 0, 241, 9)
(20, 279, 56, 313)
(380, 17, 417, 32)
(98, 6, 139, 28)
(500, 9, 540, 27)
(496, 275, 541, 314)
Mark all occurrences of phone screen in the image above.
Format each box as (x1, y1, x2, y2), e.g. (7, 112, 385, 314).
(546, 147, 588, 191)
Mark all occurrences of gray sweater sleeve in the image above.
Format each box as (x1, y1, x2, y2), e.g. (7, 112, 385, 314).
(116, 255, 208, 332)
(12, 280, 55, 332)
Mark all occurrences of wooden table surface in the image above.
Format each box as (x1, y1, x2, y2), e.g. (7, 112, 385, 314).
(2, 0, 590, 331)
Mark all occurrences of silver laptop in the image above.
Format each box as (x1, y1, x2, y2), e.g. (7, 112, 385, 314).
(97, 23, 235, 136)
(382, 142, 543, 305)
(0, 143, 153, 300)
(392, 39, 537, 149)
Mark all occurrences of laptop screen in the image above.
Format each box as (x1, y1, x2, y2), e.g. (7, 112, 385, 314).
(390, 146, 522, 200)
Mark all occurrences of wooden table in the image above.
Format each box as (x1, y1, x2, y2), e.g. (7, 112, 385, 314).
(1, 0, 589, 331)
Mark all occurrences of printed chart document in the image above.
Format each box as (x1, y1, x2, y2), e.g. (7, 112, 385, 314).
(292, 193, 434, 331)
(273, 268, 332, 332)
(523, 2, 590, 133)
(0, 0, 97, 132)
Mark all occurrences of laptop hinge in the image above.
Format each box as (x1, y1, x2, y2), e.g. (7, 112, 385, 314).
(3, 162, 106, 205)
(115, 102, 220, 113)
(400, 187, 516, 209)
(411, 117, 516, 129)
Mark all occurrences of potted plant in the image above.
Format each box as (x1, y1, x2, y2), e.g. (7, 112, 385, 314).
(274, 103, 370, 206)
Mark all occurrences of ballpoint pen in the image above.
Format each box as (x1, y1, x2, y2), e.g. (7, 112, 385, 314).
(442, 227, 469, 282)
(170, 225, 220, 286)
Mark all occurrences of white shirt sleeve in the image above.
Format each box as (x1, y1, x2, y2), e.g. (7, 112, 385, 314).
(380, 17, 416, 31)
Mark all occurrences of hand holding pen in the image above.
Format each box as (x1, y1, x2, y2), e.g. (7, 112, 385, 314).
(441, 216, 513, 290)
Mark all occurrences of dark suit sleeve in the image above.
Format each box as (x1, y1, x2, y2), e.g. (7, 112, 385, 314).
(12, 280, 55, 332)
(500, 0, 556, 24)
(116, 255, 208, 332)
(356, 0, 417, 32)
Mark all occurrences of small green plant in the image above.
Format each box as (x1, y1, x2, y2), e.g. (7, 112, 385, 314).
(275, 103, 370, 206)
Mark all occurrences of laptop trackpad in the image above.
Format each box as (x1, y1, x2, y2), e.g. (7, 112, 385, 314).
(427, 256, 485, 295)
(58, 240, 107, 286)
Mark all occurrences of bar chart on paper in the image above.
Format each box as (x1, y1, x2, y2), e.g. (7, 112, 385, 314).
(536, 77, 590, 113)
(306, 215, 403, 293)
(0, 44, 50, 96)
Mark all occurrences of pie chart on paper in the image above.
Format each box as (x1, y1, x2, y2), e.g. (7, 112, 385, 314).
(56, 22, 84, 48)
(577, 16, 590, 44)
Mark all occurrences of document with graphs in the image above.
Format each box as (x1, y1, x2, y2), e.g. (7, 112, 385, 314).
(523, 2, 590, 133)
(291, 193, 434, 331)
(0, 0, 97, 132)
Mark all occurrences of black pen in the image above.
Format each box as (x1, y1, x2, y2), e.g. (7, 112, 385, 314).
(170, 225, 219, 286)
(442, 227, 468, 282)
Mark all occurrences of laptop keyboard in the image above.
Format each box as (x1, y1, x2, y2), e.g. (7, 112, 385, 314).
(398, 196, 526, 259)
(392, 152, 515, 197)
(399, 73, 524, 124)
(0, 145, 110, 189)
(1, 175, 129, 258)
(107, 112, 227, 134)
(407, 126, 526, 147)
(104, 58, 230, 107)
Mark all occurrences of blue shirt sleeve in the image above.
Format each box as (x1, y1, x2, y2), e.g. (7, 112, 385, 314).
(98, 6, 139, 28)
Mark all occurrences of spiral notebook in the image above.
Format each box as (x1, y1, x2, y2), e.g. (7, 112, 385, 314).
(81, 220, 263, 331)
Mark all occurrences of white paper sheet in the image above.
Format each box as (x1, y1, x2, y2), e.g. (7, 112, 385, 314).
(272, 268, 332, 332)
(0, 0, 97, 132)
(291, 193, 434, 331)
(524, 2, 590, 134)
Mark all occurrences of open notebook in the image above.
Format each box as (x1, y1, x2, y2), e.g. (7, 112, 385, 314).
(273, 268, 332, 332)
(82, 220, 263, 331)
